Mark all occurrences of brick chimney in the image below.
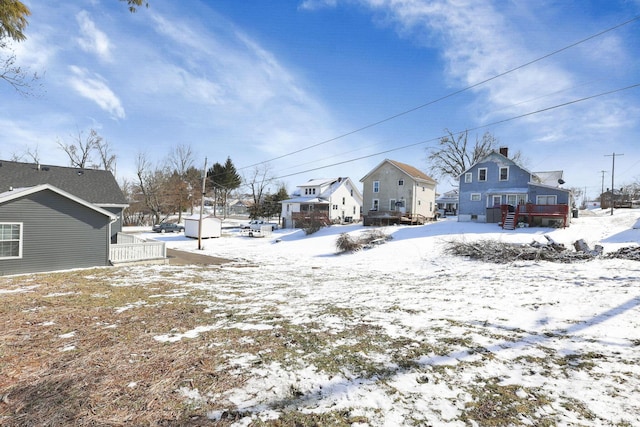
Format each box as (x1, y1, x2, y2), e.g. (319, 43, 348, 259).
(499, 147, 508, 157)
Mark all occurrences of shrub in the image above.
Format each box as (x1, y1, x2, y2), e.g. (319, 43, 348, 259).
(335, 233, 362, 253)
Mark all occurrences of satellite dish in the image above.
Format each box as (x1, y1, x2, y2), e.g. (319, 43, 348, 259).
(558, 179, 565, 185)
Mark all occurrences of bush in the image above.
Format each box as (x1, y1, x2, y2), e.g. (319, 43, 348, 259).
(336, 233, 362, 253)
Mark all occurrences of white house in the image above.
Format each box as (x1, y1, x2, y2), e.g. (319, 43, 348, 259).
(280, 177, 363, 228)
(184, 214, 222, 238)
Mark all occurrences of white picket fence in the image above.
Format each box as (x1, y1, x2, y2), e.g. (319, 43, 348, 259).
(109, 233, 166, 264)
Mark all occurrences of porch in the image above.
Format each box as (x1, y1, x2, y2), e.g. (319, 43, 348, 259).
(109, 233, 167, 265)
(500, 204, 570, 230)
(363, 210, 427, 226)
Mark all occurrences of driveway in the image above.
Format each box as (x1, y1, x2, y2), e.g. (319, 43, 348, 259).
(166, 248, 232, 266)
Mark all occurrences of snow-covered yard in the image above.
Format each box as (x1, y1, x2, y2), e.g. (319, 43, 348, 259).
(2, 209, 639, 426)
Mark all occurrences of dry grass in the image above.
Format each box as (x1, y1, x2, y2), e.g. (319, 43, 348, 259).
(0, 269, 247, 426)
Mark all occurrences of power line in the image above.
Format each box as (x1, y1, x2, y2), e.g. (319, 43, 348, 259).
(273, 83, 640, 180)
(240, 14, 640, 172)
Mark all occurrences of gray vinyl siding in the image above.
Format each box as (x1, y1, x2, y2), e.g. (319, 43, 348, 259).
(0, 190, 111, 276)
(102, 206, 124, 242)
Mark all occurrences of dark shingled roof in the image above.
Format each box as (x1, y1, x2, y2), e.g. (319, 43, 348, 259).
(0, 160, 127, 206)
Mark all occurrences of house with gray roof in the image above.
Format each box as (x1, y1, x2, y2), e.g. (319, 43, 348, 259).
(458, 148, 572, 228)
(0, 160, 130, 275)
(0, 160, 127, 241)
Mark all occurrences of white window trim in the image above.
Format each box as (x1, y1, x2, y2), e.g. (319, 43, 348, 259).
(373, 180, 380, 193)
(478, 168, 487, 182)
(499, 166, 509, 181)
(464, 172, 472, 183)
(390, 199, 396, 211)
(0, 222, 23, 259)
(372, 199, 379, 210)
(471, 193, 481, 202)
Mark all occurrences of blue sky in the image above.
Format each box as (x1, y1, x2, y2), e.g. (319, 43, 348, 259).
(1, 0, 639, 199)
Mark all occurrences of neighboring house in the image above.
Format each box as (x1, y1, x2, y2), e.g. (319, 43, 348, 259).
(280, 177, 363, 228)
(0, 160, 128, 242)
(0, 184, 117, 276)
(458, 148, 572, 228)
(599, 189, 634, 209)
(360, 159, 437, 225)
(436, 189, 459, 216)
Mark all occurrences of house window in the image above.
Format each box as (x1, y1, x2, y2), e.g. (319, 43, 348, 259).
(398, 179, 404, 186)
(465, 173, 472, 183)
(353, 206, 356, 214)
(342, 197, 345, 205)
(429, 202, 433, 211)
(312, 188, 316, 195)
(390, 199, 396, 211)
(373, 181, 379, 193)
(0, 223, 22, 259)
(536, 195, 557, 205)
(372, 199, 379, 210)
(492, 195, 501, 206)
(507, 195, 517, 206)
(350, 189, 353, 196)
(332, 204, 338, 210)
(304, 189, 308, 195)
(478, 168, 487, 182)
(500, 167, 509, 181)
(518, 195, 527, 205)
(471, 193, 481, 202)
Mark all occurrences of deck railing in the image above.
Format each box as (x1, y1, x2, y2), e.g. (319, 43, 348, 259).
(109, 232, 166, 264)
(500, 204, 569, 228)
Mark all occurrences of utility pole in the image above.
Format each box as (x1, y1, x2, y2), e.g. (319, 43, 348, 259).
(198, 157, 207, 250)
(600, 170, 606, 200)
(604, 153, 623, 216)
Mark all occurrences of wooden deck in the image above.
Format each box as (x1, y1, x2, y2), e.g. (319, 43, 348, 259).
(363, 210, 429, 226)
(500, 204, 570, 229)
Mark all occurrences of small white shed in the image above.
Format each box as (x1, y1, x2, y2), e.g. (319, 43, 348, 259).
(184, 214, 222, 238)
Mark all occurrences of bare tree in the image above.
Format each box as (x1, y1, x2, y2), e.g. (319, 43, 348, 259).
(0, 41, 41, 96)
(166, 143, 195, 222)
(134, 152, 168, 225)
(58, 128, 103, 168)
(24, 145, 40, 164)
(427, 129, 520, 185)
(244, 163, 274, 219)
(94, 136, 117, 174)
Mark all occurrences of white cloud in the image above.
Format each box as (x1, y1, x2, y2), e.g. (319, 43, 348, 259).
(68, 66, 125, 119)
(76, 10, 112, 62)
(298, 0, 338, 11)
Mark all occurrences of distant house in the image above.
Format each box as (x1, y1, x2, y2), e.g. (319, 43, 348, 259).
(458, 148, 572, 228)
(360, 159, 437, 225)
(0, 184, 117, 276)
(0, 160, 128, 242)
(280, 177, 363, 228)
(599, 188, 633, 209)
(436, 189, 459, 216)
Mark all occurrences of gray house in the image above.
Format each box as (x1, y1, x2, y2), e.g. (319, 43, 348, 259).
(458, 148, 572, 228)
(0, 160, 127, 241)
(0, 184, 117, 276)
